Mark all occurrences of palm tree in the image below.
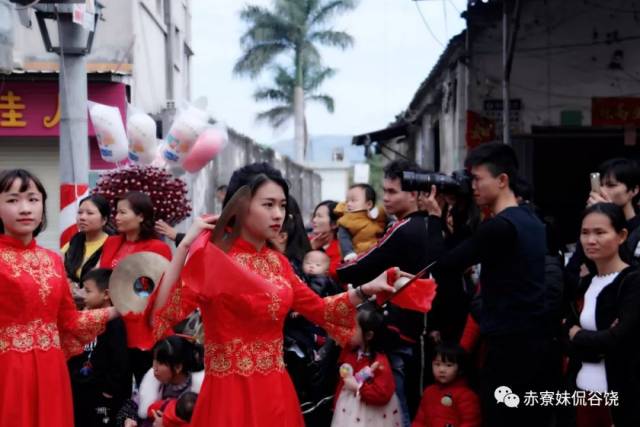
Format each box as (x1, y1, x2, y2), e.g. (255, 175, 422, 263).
(253, 63, 336, 150)
(234, 0, 356, 162)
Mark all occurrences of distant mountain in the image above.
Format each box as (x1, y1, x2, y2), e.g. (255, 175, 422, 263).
(270, 135, 366, 164)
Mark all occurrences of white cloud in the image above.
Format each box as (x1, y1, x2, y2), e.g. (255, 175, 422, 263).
(191, 0, 466, 145)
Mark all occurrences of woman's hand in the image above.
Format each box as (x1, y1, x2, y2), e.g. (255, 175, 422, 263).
(310, 231, 332, 250)
(348, 268, 396, 305)
(569, 325, 582, 340)
(154, 219, 178, 241)
(587, 189, 611, 207)
(178, 214, 218, 249)
(124, 419, 138, 427)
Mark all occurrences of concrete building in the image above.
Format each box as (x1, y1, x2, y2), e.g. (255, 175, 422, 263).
(355, 0, 640, 242)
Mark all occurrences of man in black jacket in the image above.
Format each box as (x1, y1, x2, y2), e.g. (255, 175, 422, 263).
(337, 159, 444, 426)
(423, 142, 554, 427)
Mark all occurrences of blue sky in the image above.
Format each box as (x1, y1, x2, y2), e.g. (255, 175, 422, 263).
(192, 0, 467, 145)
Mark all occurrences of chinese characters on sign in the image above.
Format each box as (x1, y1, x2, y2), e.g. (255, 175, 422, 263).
(0, 89, 61, 129)
(0, 91, 26, 128)
(0, 82, 126, 138)
(592, 97, 640, 126)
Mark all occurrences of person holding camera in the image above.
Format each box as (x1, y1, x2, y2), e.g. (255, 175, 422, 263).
(337, 159, 445, 427)
(416, 171, 479, 345)
(566, 158, 640, 289)
(421, 142, 554, 427)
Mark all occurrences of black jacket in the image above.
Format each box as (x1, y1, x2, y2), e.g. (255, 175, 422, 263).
(68, 317, 132, 403)
(433, 206, 548, 336)
(337, 211, 445, 343)
(567, 266, 640, 427)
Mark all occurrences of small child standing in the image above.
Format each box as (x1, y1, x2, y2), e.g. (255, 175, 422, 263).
(68, 268, 131, 427)
(334, 184, 387, 261)
(331, 303, 402, 427)
(302, 250, 342, 297)
(412, 343, 481, 427)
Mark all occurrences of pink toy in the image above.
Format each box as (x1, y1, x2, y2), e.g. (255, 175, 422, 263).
(181, 126, 228, 173)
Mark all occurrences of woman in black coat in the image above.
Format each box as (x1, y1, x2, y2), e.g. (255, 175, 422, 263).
(566, 203, 640, 427)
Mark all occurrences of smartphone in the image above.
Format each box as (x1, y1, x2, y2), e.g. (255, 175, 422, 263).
(590, 172, 601, 193)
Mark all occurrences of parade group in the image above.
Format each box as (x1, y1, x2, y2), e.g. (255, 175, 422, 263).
(1, 142, 639, 427)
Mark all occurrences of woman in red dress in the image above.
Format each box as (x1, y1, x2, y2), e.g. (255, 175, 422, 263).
(310, 200, 342, 280)
(150, 163, 395, 427)
(99, 190, 173, 386)
(99, 191, 172, 269)
(0, 169, 116, 427)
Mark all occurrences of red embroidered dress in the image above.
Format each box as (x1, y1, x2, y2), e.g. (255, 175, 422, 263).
(152, 237, 357, 427)
(0, 235, 110, 427)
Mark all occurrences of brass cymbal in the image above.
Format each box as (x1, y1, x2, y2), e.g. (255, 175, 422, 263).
(109, 251, 170, 315)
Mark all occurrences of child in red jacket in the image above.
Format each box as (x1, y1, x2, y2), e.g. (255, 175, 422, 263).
(331, 303, 403, 427)
(147, 391, 198, 427)
(413, 343, 481, 427)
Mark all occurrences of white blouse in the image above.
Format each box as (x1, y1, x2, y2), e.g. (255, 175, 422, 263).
(576, 272, 619, 393)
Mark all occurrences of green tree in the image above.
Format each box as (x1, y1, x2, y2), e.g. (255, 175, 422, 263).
(253, 64, 336, 146)
(234, 0, 356, 162)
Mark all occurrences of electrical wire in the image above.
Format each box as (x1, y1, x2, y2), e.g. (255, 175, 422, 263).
(414, 1, 445, 47)
(446, 0, 462, 15)
(474, 34, 640, 55)
(442, 0, 448, 39)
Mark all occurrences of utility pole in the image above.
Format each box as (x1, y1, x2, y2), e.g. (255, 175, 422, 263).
(31, 2, 99, 246)
(502, 0, 521, 145)
(58, 16, 90, 197)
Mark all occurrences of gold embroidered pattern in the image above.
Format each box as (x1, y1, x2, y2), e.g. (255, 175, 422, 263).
(323, 293, 357, 346)
(233, 252, 291, 290)
(60, 308, 110, 358)
(154, 282, 185, 341)
(0, 248, 59, 302)
(204, 338, 285, 377)
(0, 319, 60, 353)
(266, 293, 281, 321)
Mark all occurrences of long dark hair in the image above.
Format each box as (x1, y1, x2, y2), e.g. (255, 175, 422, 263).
(64, 195, 111, 282)
(581, 202, 631, 263)
(116, 191, 157, 240)
(223, 162, 290, 228)
(152, 335, 204, 376)
(0, 169, 48, 237)
(283, 196, 311, 266)
(224, 163, 289, 204)
(356, 302, 388, 361)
